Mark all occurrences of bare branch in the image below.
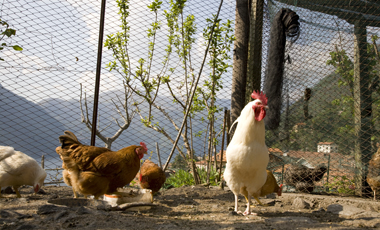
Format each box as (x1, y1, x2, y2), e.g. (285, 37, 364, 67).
(166, 81, 186, 109)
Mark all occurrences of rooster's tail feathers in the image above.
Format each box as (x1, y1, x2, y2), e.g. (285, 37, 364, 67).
(59, 131, 81, 149)
(63, 131, 80, 142)
(229, 117, 239, 134)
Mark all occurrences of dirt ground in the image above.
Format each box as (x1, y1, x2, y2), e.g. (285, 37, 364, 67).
(1, 185, 380, 230)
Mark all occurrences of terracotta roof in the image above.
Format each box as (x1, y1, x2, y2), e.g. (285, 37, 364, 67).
(268, 148, 283, 153)
(295, 123, 306, 126)
(211, 151, 227, 162)
(318, 142, 335, 145)
(195, 160, 208, 166)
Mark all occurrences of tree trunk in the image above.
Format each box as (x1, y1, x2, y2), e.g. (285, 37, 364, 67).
(353, 20, 372, 197)
(246, 0, 263, 103)
(231, 0, 250, 124)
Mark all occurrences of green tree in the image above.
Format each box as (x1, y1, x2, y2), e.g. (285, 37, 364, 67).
(326, 35, 380, 151)
(104, 0, 200, 183)
(171, 153, 188, 170)
(193, 15, 234, 181)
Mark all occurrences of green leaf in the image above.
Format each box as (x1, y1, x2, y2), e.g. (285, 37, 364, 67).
(12, 45, 23, 51)
(3, 28, 16, 37)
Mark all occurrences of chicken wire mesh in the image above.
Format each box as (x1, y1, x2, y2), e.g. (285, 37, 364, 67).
(0, 0, 379, 197)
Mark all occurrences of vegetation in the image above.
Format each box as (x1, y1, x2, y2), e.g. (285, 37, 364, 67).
(0, 19, 23, 61)
(324, 176, 355, 195)
(266, 36, 380, 157)
(163, 166, 220, 189)
(171, 153, 188, 170)
(104, 0, 233, 183)
(193, 15, 234, 178)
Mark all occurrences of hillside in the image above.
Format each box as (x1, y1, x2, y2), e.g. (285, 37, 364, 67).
(0, 84, 66, 161)
(266, 73, 356, 154)
(37, 89, 230, 165)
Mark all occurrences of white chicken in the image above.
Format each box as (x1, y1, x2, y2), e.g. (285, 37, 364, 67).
(0, 146, 47, 198)
(223, 91, 269, 215)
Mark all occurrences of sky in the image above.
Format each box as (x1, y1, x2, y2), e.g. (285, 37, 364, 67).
(0, 0, 236, 103)
(1, 0, 379, 105)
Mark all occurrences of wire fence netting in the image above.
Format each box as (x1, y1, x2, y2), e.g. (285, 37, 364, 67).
(1, 0, 380, 197)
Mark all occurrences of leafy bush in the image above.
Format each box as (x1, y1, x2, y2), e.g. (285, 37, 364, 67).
(164, 166, 221, 189)
(197, 166, 219, 186)
(324, 176, 355, 195)
(164, 169, 194, 188)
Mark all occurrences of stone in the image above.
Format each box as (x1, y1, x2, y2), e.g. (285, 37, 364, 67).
(1, 186, 15, 194)
(292, 197, 311, 209)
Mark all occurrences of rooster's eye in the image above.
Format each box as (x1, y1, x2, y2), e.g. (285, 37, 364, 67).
(257, 102, 262, 105)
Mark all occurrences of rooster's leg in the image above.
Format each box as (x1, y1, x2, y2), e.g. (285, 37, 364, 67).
(72, 188, 77, 198)
(13, 186, 21, 198)
(243, 195, 258, 216)
(243, 195, 251, 215)
(234, 194, 240, 213)
(374, 190, 376, 201)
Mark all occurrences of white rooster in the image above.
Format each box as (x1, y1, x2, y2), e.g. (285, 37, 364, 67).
(0, 146, 47, 198)
(223, 91, 269, 215)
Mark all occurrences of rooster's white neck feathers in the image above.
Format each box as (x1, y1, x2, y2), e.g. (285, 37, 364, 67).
(230, 100, 266, 145)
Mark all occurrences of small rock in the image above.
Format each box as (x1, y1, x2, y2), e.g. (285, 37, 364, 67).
(292, 197, 310, 209)
(1, 186, 15, 194)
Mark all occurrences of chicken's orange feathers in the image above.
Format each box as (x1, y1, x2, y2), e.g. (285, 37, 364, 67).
(251, 91, 268, 105)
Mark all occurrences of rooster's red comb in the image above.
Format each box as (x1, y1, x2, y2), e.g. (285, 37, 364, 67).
(251, 91, 268, 105)
(140, 142, 148, 152)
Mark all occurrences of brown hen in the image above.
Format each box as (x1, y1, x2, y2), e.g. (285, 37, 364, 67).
(57, 131, 147, 199)
(367, 148, 380, 200)
(139, 159, 166, 194)
(241, 170, 282, 206)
